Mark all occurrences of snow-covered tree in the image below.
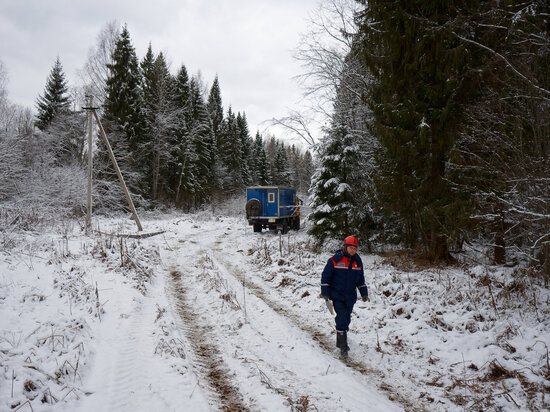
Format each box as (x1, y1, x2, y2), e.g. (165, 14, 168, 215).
(219, 107, 243, 192)
(272, 143, 291, 186)
(207, 76, 224, 151)
(308, 109, 367, 246)
(252, 132, 270, 185)
(35, 57, 70, 131)
(104, 25, 145, 147)
(102, 24, 147, 203)
(237, 112, 252, 186)
(172, 64, 198, 209)
(141, 48, 179, 201)
(187, 77, 216, 203)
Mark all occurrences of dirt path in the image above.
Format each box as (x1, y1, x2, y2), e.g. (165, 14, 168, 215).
(211, 251, 427, 411)
(161, 217, 404, 411)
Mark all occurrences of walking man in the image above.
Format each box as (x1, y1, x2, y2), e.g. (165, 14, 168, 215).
(320, 236, 368, 357)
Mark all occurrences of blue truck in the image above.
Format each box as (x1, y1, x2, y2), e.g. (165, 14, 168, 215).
(245, 186, 302, 233)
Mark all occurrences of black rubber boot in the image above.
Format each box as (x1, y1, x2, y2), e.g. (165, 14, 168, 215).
(336, 331, 349, 357)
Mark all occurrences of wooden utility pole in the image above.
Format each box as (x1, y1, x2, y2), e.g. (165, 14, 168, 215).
(82, 101, 143, 232)
(92, 111, 143, 231)
(85, 96, 93, 230)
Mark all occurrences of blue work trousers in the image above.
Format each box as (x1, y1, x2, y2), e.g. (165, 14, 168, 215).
(332, 299, 355, 331)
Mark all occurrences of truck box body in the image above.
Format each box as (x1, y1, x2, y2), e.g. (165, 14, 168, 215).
(245, 186, 301, 233)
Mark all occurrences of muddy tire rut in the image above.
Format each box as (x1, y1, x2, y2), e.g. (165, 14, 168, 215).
(210, 252, 429, 412)
(168, 269, 247, 411)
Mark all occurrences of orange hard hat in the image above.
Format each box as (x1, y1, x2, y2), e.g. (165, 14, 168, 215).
(343, 236, 358, 247)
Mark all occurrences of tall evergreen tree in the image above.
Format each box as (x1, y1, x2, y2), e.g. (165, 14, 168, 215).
(35, 57, 70, 131)
(308, 117, 362, 245)
(355, 1, 483, 256)
(207, 76, 224, 151)
(272, 143, 291, 186)
(237, 112, 253, 186)
(187, 77, 217, 202)
(100, 24, 146, 205)
(219, 107, 243, 192)
(172, 64, 198, 208)
(300, 150, 314, 193)
(141, 49, 177, 201)
(252, 132, 270, 185)
(104, 24, 145, 148)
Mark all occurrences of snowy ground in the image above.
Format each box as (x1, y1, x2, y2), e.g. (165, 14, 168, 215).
(1, 205, 549, 411)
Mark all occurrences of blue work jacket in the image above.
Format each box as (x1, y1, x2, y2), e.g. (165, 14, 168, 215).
(321, 249, 368, 304)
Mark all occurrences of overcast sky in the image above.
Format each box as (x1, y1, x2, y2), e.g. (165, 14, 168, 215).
(0, 0, 320, 139)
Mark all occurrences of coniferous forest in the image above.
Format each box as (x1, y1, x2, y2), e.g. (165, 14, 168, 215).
(1, 1, 549, 267)
(306, 0, 550, 266)
(0, 23, 313, 217)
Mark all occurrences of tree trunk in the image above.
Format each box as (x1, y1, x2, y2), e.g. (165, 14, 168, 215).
(493, 232, 506, 265)
(429, 233, 450, 262)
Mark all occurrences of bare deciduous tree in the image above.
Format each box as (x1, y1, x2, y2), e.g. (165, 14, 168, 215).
(272, 0, 361, 147)
(78, 20, 120, 106)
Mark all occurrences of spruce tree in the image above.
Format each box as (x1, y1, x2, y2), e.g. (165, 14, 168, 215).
(100, 24, 146, 205)
(252, 132, 270, 185)
(355, 1, 481, 256)
(300, 150, 314, 194)
(141, 49, 177, 200)
(207, 76, 224, 152)
(237, 112, 253, 186)
(104, 24, 145, 148)
(219, 107, 243, 192)
(272, 143, 291, 186)
(172, 64, 199, 208)
(308, 117, 361, 245)
(187, 78, 216, 203)
(35, 57, 70, 131)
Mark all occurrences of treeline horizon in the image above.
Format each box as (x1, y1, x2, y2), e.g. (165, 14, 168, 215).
(0, 22, 313, 217)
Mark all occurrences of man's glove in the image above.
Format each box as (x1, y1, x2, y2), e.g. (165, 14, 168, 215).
(361, 295, 369, 302)
(320, 294, 330, 301)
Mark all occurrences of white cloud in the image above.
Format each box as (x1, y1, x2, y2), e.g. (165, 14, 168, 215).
(0, 0, 318, 137)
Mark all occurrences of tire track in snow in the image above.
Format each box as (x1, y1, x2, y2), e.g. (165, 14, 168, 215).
(211, 251, 428, 412)
(90, 298, 171, 412)
(168, 268, 248, 412)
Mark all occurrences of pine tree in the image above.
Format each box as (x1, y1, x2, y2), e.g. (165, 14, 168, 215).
(35, 57, 70, 131)
(252, 132, 270, 185)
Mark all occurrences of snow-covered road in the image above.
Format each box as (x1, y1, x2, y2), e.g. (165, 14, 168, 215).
(158, 216, 403, 411)
(62, 215, 404, 412)
(4, 211, 547, 411)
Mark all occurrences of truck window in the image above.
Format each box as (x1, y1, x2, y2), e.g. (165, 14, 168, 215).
(268, 193, 275, 203)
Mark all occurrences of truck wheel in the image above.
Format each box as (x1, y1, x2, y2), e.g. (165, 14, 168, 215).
(253, 223, 262, 233)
